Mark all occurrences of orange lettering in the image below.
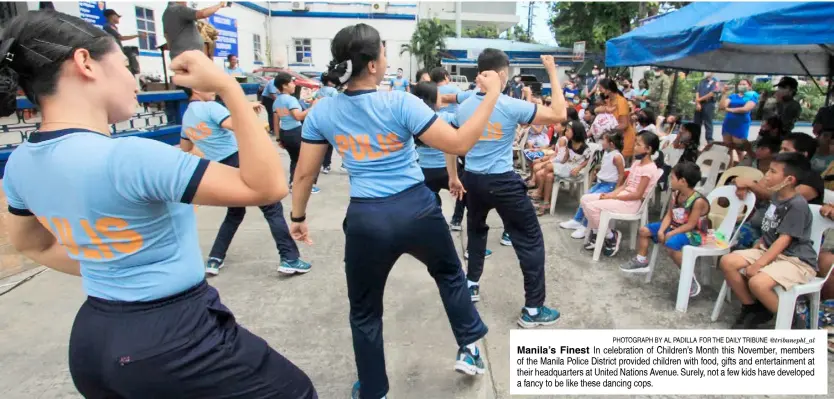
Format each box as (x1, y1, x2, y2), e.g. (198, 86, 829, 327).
(480, 122, 503, 141)
(335, 135, 351, 156)
(51, 217, 80, 256)
(96, 217, 144, 254)
(378, 133, 403, 154)
(80, 219, 114, 259)
(184, 122, 212, 141)
(354, 134, 383, 160)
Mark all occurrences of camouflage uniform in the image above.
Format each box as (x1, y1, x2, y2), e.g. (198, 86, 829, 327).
(647, 72, 672, 115)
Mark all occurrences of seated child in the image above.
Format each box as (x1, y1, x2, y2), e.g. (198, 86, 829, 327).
(523, 123, 551, 162)
(580, 130, 663, 257)
(620, 162, 710, 297)
(560, 130, 626, 239)
(588, 110, 619, 142)
(527, 122, 567, 187)
(734, 133, 823, 249)
(672, 122, 701, 164)
(530, 121, 591, 214)
(719, 152, 818, 329)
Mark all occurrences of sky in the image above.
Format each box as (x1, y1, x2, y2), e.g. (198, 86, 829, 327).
(516, 1, 557, 46)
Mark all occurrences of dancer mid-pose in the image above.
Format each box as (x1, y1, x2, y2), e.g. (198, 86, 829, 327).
(287, 23, 502, 399)
(0, 10, 315, 398)
(180, 87, 312, 276)
(453, 50, 567, 326)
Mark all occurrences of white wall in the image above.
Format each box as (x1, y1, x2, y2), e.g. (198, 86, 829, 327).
(267, 17, 415, 75)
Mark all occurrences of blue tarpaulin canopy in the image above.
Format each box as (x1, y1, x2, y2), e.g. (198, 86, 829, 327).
(605, 2, 834, 76)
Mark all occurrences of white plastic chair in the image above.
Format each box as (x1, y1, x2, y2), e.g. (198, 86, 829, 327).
(549, 142, 602, 215)
(513, 126, 530, 173)
(659, 134, 677, 152)
(586, 168, 664, 261)
(695, 150, 731, 195)
(645, 186, 756, 312)
(707, 166, 763, 228)
(710, 205, 834, 329)
(824, 189, 834, 204)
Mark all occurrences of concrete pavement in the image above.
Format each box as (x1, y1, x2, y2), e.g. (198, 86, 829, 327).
(0, 148, 831, 399)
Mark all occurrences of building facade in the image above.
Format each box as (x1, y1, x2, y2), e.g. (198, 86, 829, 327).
(4, 2, 530, 83)
(419, 1, 518, 35)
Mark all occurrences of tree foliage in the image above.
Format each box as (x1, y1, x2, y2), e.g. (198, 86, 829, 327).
(400, 18, 455, 69)
(506, 25, 533, 43)
(463, 25, 500, 39)
(548, 2, 689, 52)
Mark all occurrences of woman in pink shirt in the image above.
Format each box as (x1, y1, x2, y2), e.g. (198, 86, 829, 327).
(579, 130, 663, 256)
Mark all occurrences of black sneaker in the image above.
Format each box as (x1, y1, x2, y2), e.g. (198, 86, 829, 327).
(584, 234, 597, 250)
(602, 230, 622, 257)
(748, 309, 774, 328)
(731, 303, 772, 329)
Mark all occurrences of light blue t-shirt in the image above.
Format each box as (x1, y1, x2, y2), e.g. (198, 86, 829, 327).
(2, 130, 209, 302)
(389, 77, 409, 91)
(416, 111, 456, 169)
(302, 89, 437, 198)
(456, 92, 537, 174)
(181, 101, 238, 162)
(456, 90, 477, 104)
(317, 86, 339, 99)
(225, 66, 244, 75)
(273, 93, 303, 131)
(438, 84, 461, 114)
(261, 79, 278, 98)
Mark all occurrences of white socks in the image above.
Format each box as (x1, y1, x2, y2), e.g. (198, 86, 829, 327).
(606, 230, 615, 239)
(465, 343, 479, 354)
(525, 307, 539, 316)
(467, 279, 478, 288)
(636, 254, 647, 263)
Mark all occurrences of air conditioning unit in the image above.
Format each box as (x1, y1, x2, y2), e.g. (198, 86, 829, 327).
(291, 1, 308, 11)
(370, 2, 387, 13)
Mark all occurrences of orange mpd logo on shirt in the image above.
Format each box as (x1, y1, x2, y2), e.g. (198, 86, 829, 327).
(184, 122, 212, 141)
(334, 133, 403, 161)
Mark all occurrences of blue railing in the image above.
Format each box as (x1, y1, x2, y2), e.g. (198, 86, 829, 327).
(0, 83, 260, 178)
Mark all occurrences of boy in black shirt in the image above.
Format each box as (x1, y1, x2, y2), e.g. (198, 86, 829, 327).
(719, 152, 818, 329)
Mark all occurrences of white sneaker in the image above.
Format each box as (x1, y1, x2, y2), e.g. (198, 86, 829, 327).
(571, 226, 587, 239)
(559, 219, 583, 230)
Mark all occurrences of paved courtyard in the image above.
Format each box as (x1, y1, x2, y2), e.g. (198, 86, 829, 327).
(0, 147, 831, 399)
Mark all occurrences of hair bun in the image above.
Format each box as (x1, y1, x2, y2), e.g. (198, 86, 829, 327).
(326, 59, 353, 85)
(0, 66, 19, 117)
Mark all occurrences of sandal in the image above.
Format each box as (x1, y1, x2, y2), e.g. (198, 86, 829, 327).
(536, 203, 550, 216)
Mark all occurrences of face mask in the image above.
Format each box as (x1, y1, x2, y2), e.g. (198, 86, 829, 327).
(581, 102, 588, 109)
(592, 70, 599, 76)
(634, 153, 647, 160)
(737, 86, 748, 93)
(768, 178, 791, 193)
